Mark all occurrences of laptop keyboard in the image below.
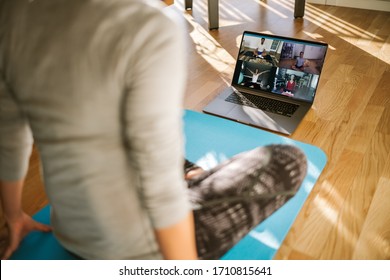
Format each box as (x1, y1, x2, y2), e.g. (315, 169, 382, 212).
(225, 92, 299, 117)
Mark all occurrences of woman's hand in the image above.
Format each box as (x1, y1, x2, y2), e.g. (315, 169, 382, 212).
(185, 168, 204, 180)
(2, 211, 52, 260)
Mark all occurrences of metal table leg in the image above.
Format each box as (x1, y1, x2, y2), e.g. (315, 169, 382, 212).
(185, 0, 193, 10)
(294, 0, 306, 18)
(208, 0, 219, 29)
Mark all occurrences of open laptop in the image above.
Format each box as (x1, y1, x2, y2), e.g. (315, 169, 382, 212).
(203, 31, 328, 135)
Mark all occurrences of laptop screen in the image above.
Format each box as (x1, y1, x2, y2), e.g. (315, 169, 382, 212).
(232, 31, 328, 103)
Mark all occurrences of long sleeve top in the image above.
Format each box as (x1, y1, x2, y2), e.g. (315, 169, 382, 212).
(0, 0, 190, 259)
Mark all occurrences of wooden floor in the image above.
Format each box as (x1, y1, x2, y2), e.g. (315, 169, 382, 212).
(1, 0, 389, 259)
(177, 0, 390, 260)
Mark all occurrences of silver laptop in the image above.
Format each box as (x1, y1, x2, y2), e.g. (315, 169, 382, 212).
(203, 31, 328, 135)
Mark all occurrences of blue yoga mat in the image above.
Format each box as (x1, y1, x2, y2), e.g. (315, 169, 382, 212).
(10, 110, 327, 260)
(184, 110, 326, 260)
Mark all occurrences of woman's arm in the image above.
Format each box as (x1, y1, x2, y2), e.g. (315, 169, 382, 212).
(0, 68, 51, 260)
(154, 212, 197, 260)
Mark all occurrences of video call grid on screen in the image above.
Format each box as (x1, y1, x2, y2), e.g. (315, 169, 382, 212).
(232, 32, 328, 103)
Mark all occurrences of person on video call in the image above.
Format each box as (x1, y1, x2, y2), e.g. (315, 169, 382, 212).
(0, 0, 307, 260)
(244, 68, 270, 90)
(292, 51, 306, 70)
(256, 37, 269, 56)
(285, 75, 297, 93)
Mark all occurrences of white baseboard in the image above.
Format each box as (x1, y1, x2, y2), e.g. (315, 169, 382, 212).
(307, 0, 390, 12)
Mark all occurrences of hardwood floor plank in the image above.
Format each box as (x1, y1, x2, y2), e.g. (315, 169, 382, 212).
(347, 105, 385, 154)
(369, 70, 390, 106)
(320, 132, 390, 259)
(376, 107, 390, 135)
(352, 151, 390, 259)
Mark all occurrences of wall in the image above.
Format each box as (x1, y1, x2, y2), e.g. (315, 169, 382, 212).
(307, 0, 390, 12)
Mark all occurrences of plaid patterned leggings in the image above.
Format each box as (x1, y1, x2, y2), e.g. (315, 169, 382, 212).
(185, 144, 307, 260)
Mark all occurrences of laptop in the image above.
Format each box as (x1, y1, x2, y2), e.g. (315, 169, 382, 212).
(203, 31, 328, 135)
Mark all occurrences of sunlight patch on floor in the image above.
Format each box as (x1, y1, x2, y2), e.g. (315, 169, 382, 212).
(181, 11, 236, 77)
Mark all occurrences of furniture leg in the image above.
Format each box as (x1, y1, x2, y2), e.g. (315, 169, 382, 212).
(294, 0, 306, 18)
(185, 0, 193, 10)
(208, 0, 219, 29)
